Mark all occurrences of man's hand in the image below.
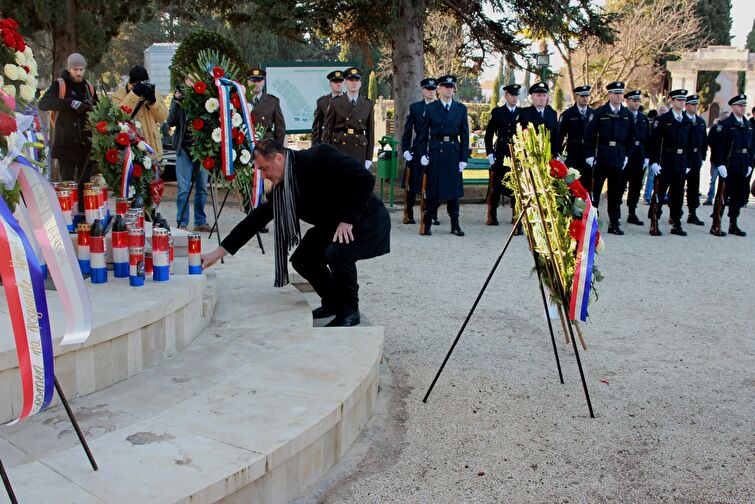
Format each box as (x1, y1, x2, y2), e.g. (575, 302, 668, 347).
(458, 161, 467, 172)
(420, 155, 430, 166)
(132, 82, 148, 97)
(403, 151, 413, 162)
(487, 153, 495, 166)
(364, 160, 372, 170)
(333, 222, 354, 244)
(717, 165, 727, 178)
(71, 99, 92, 113)
(201, 246, 227, 270)
(586, 157, 595, 167)
(143, 85, 156, 104)
(650, 163, 661, 176)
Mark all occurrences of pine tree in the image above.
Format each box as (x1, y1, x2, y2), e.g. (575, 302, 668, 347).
(746, 19, 755, 52)
(368, 71, 378, 101)
(490, 72, 501, 109)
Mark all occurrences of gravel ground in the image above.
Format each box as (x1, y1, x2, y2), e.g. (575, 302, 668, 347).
(162, 182, 754, 504)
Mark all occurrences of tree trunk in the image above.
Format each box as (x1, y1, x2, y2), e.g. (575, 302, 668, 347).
(391, 0, 425, 153)
(52, 0, 78, 79)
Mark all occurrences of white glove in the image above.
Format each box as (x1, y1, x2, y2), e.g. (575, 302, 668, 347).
(650, 163, 661, 176)
(717, 165, 727, 178)
(586, 157, 595, 167)
(421, 155, 430, 166)
(747, 166, 753, 177)
(458, 161, 467, 172)
(622, 157, 628, 170)
(487, 154, 496, 166)
(643, 158, 649, 169)
(685, 167, 690, 175)
(403, 151, 413, 162)
(364, 160, 372, 169)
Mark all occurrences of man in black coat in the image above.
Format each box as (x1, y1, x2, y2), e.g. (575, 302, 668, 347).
(484, 83, 521, 225)
(39, 52, 98, 186)
(201, 141, 391, 327)
(518, 82, 559, 160)
(557, 85, 594, 194)
(401, 77, 437, 225)
(583, 81, 635, 235)
(683, 94, 708, 225)
(622, 89, 650, 226)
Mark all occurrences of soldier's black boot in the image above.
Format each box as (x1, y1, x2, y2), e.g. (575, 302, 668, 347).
(487, 205, 499, 226)
(607, 222, 624, 235)
(421, 214, 432, 236)
(729, 219, 747, 236)
(450, 217, 465, 237)
(627, 213, 644, 226)
(687, 212, 704, 226)
(403, 205, 415, 225)
(670, 221, 687, 236)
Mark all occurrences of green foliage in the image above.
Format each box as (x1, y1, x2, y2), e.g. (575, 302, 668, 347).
(747, 19, 755, 53)
(490, 72, 501, 110)
(368, 71, 378, 101)
(170, 30, 246, 88)
(694, 0, 732, 46)
(697, 71, 720, 112)
(0, 180, 21, 213)
(553, 80, 565, 112)
(466, 103, 491, 131)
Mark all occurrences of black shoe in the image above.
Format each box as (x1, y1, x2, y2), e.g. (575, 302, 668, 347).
(650, 228, 663, 236)
(325, 311, 361, 327)
(627, 214, 644, 226)
(607, 223, 624, 235)
(670, 225, 687, 236)
(687, 214, 704, 226)
(729, 223, 747, 236)
(421, 215, 432, 236)
(702, 200, 713, 206)
(312, 306, 336, 319)
(487, 219, 499, 226)
(406, 218, 416, 224)
(450, 217, 465, 237)
(433, 218, 440, 225)
(260, 226, 269, 233)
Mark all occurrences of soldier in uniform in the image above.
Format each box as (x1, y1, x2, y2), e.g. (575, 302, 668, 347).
(711, 94, 753, 236)
(703, 110, 730, 205)
(484, 83, 522, 225)
(557, 85, 594, 193)
(322, 67, 375, 168)
(622, 89, 650, 225)
(683, 94, 707, 225)
(518, 82, 559, 159)
(646, 89, 693, 236)
(247, 68, 286, 144)
(401, 78, 437, 225)
(311, 70, 344, 144)
(583, 81, 635, 235)
(415, 75, 469, 237)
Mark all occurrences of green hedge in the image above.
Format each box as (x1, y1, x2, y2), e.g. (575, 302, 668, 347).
(170, 30, 247, 88)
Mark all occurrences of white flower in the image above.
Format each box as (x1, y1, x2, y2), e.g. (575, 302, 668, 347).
(211, 128, 222, 143)
(14, 51, 25, 66)
(240, 149, 251, 165)
(25, 76, 36, 89)
(23, 47, 33, 60)
(2, 85, 15, 97)
(128, 184, 136, 197)
(19, 84, 35, 102)
(134, 120, 142, 130)
(567, 167, 581, 180)
(232, 149, 237, 162)
(205, 97, 219, 113)
(27, 60, 37, 75)
(232, 112, 242, 127)
(16, 66, 27, 82)
(3, 64, 18, 81)
(119, 122, 129, 133)
(137, 141, 147, 151)
(143, 157, 152, 170)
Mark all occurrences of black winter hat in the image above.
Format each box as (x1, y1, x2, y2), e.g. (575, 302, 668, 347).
(129, 65, 149, 84)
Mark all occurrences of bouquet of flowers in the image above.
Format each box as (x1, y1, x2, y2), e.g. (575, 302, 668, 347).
(505, 124, 603, 323)
(87, 95, 161, 211)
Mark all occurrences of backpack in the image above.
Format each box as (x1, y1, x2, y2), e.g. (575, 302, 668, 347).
(50, 77, 95, 125)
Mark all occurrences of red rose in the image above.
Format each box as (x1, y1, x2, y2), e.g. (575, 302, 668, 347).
(569, 219, 584, 241)
(105, 148, 119, 164)
(212, 67, 225, 78)
(4, 18, 19, 30)
(132, 163, 143, 177)
(120, 105, 133, 115)
(548, 158, 568, 178)
(96, 121, 109, 134)
(192, 118, 205, 130)
(22, 65, 29, 74)
(0, 112, 17, 135)
(193, 81, 207, 94)
(202, 157, 215, 170)
(568, 180, 589, 200)
(225, 174, 236, 182)
(13, 34, 24, 53)
(594, 231, 601, 249)
(3, 33, 14, 48)
(230, 94, 241, 110)
(235, 131, 246, 145)
(115, 132, 130, 147)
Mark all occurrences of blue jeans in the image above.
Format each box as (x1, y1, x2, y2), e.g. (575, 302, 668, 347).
(706, 164, 718, 202)
(643, 167, 655, 202)
(176, 148, 208, 227)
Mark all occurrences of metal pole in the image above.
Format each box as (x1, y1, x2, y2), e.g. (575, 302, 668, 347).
(207, 178, 224, 264)
(54, 377, 98, 470)
(0, 456, 18, 504)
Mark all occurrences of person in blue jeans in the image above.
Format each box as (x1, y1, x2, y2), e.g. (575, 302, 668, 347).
(168, 84, 210, 231)
(703, 110, 730, 205)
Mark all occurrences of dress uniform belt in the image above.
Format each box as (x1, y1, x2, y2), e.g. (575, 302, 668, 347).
(599, 140, 619, 147)
(663, 147, 685, 154)
(692, 148, 698, 152)
(433, 135, 459, 142)
(335, 128, 366, 135)
(634, 141, 640, 146)
(734, 148, 748, 153)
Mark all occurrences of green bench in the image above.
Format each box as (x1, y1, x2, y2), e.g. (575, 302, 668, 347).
(462, 157, 490, 185)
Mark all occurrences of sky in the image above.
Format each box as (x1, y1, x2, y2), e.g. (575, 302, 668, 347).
(480, 0, 755, 82)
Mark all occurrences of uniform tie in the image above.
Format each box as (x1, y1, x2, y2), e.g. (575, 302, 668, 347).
(351, 98, 356, 106)
(253, 96, 259, 105)
(539, 109, 544, 118)
(445, 103, 450, 111)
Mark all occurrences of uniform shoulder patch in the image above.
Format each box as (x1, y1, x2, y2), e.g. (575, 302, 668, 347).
(716, 125, 722, 132)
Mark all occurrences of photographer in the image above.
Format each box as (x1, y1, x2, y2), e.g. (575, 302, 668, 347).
(112, 65, 168, 159)
(39, 53, 98, 183)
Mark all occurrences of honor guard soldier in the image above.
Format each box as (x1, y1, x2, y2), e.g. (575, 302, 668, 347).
(703, 110, 730, 205)
(646, 89, 693, 236)
(247, 68, 286, 144)
(622, 89, 650, 225)
(415, 74, 469, 237)
(484, 83, 521, 225)
(311, 70, 344, 144)
(518, 82, 559, 159)
(401, 77, 437, 225)
(557, 85, 594, 193)
(711, 94, 753, 236)
(323, 67, 375, 168)
(583, 81, 635, 235)
(683, 94, 708, 225)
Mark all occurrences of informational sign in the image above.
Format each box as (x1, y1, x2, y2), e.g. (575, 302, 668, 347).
(263, 62, 354, 134)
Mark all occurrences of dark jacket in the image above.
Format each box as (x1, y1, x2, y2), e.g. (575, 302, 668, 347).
(311, 93, 339, 144)
(485, 105, 520, 161)
(401, 100, 431, 155)
(322, 94, 375, 165)
(583, 103, 635, 168)
(647, 110, 694, 174)
(167, 98, 189, 152)
(518, 105, 559, 158)
(626, 110, 650, 167)
(557, 105, 593, 165)
(711, 114, 754, 175)
(39, 70, 98, 163)
(686, 113, 708, 170)
(221, 144, 390, 258)
(251, 93, 286, 144)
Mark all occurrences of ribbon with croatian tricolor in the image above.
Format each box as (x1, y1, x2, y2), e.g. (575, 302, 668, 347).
(569, 196, 598, 322)
(120, 146, 135, 198)
(0, 190, 55, 424)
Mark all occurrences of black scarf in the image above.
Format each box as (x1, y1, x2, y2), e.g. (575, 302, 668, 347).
(272, 150, 301, 287)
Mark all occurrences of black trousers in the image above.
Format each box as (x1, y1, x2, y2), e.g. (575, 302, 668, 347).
(487, 164, 512, 217)
(592, 163, 623, 225)
(623, 160, 645, 214)
(425, 198, 459, 219)
(686, 166, 701, 212)
(651, 170, 685, 222)
(725, 172, 750, 219)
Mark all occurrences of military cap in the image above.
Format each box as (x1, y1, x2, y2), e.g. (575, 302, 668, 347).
(606, 81, 625, 93)
(327, 70, 345, 81)
(686, 94, 700, 105)
(624, 89, 642, 100)
(503, 84, 522, 95)
(728, 94, 747, 106)
(529, 82, 549, 94)
(420, 78, 438, 89)
(437, 75, 458, 87)
(247, 68, 266, 80)
(669, 89, 688, 100)
(344, 67, 361, 80)
(573, 85, 592, 96)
